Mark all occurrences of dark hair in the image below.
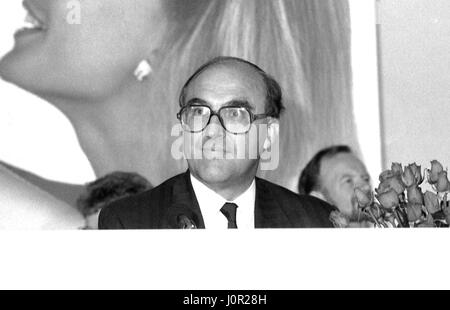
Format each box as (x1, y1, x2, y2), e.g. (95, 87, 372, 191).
(76, 171, 152, 216)
(178, 56, 284, 118)
(298, 145, 352, 194)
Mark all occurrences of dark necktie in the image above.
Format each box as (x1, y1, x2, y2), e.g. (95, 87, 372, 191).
(220, 202, 238, 229)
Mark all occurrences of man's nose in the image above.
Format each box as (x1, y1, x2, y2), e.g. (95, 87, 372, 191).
(204, 115, 224, 137)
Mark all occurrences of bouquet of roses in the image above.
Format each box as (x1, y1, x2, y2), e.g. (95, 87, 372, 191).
(330, 160, 450, 228)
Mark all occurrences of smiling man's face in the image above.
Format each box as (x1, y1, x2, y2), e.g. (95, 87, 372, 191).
(319, 153, 371, 219)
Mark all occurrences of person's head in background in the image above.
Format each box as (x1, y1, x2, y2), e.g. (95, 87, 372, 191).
(298, 145, 371, 220)
(76, 171, 152, 229)
(0, 0, 358, 191)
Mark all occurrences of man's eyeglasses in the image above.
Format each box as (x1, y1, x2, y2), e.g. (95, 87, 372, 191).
(177, 105, 268, 134)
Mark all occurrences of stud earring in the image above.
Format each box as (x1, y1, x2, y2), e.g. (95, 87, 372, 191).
(134, 59, 152, 82)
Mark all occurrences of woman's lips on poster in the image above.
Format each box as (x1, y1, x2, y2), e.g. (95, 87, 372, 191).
(15, 1, 47, 38)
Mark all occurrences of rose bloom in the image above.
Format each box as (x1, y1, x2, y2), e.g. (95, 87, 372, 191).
(377, 176, 405, 195)
(408, 163, 423, 185)
(377, 189, 400, 210)
(391, 162, 403, 176)
(418, 213, 435, 228)
(436, 171, 450, 193)
(428, 160, 444, 184)
(424, 191, 440, 214)
(379, 170, 395, 183)
(402, 166, 416, 187)
(406, 202, 423, 222)
(354, 187, 373, 208)
(407, 185, 424, 205)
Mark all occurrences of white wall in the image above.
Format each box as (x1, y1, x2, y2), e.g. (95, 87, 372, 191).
(379, 0, 450, 169)
(349, 0, 382, 182)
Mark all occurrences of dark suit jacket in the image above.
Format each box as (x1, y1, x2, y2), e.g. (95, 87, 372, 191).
(98, 171, 335, 229)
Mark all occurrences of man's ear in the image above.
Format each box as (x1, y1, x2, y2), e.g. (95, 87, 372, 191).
(262, 118, 279, 151)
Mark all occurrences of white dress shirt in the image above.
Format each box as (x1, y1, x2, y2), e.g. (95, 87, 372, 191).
(190, 174, 255, 229)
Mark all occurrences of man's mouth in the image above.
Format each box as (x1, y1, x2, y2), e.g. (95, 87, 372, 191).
(203, 146, 226, 155)
(201, 139, 229, 159)
(203, 139, 226, 152)
(210, 145, 225, 153)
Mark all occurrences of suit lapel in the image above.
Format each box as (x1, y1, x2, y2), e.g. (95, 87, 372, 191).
(166, 171, 205, 228)
(254, 178, 291, 228)
(165, 173, 289, 228)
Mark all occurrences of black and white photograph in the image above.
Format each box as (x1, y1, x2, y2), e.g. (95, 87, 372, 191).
(0, 0, 449, 292)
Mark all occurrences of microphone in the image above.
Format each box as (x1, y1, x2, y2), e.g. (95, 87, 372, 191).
(168, 204, 198, 229)
(177, 214, 197, 229)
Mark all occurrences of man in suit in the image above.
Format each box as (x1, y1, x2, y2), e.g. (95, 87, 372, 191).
(99, 56, 335, 229)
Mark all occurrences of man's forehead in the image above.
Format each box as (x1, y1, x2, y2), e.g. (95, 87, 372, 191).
(185, 63, 265, 102)
(195, 61, 263, 81)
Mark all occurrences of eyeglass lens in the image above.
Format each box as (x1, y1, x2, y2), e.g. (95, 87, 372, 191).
(181, 106, 251, 133)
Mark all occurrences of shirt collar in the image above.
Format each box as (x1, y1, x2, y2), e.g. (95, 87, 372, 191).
(190, 173, 256, 210)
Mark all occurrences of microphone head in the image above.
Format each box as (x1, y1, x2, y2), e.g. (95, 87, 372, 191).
(167, 204, 198, 229)
(177, 215, 197, 229)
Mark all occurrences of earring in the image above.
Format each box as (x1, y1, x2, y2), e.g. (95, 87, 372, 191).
(262, 139, 271, 152)
(134, 59, 152, 82)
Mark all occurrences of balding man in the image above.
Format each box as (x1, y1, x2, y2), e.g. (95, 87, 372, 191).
(99, 56, 334, 229)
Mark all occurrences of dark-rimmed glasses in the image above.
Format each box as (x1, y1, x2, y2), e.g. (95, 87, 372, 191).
(177, 105, 268, 134)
